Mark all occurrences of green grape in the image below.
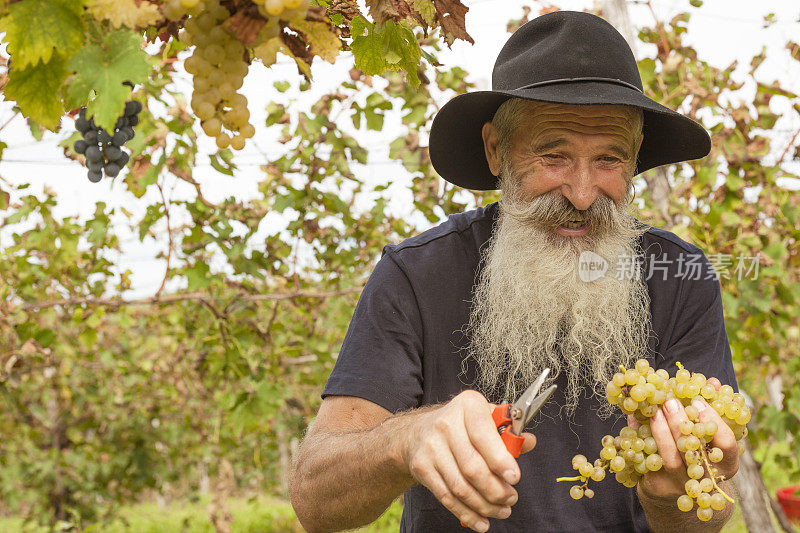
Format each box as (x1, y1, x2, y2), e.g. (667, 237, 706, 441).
(677, 494, 693, 512)
(685, 479, 701, 498)
(711, 492, 727, 510)
(634, 460, 648, 475)
(676, 369, 691, 383)
(591, 467, 605, 481)
(705, 421, 718, 437)
(645, 453, 663, 471)
(697, 507, 713, 521)
(601, 435, 614, 447)
(601, 446, 616, 460)
(684, 404, 699, 421)
(686, 435, 701, 451)
(610, 456, 626, 472)
(680, 419, 694, 435)
(570, 485, 584, 499)
(612, 373, 625, 387)
(643, 437, 658, 455)
(687, 463, 705, 479)
(700, 384, 716, 399)
(684, 450, 699, 464)
(629, 385, 647, 402)
(700, 477, 714, 493)
(725, 402, 741, 419)
(635, 359, 650, 375)
(584, 488, 594, 499)
(692, 422, 706, 438)
(625, 369, 640, 385)
(697, 492, 712, 509)
(632, 438, 645, 452)
(579, 462, 593, 477)
(708, 447, 723, 463)
(637, 425, 652, 439)
(572, 455, 587, 469)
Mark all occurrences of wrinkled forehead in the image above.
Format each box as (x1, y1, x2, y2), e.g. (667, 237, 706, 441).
(517, 101, 642, 145)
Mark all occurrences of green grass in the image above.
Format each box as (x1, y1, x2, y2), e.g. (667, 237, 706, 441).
(0, 495, 404, 533)
(1, 443, 794, 533)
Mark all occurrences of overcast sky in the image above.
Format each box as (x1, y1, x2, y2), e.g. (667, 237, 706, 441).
(1, 0, 798, 297)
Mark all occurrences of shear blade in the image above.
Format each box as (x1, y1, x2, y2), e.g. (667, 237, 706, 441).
(510, 368, 557, 435)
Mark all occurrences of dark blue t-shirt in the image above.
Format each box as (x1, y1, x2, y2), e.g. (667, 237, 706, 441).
(322, 202, 737, 533)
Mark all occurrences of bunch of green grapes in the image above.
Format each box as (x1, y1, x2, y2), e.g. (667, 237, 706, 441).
(182, 0, 255, 150)
(558, 359, 748, 523)
(253, 0, 309, 19)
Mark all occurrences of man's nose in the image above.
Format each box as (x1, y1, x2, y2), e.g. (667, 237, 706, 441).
(561, 161, 599, 211)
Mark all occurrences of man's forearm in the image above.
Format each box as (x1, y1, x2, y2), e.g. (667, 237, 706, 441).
(289, 406, 433, 533)
(638, 480, 736, 533)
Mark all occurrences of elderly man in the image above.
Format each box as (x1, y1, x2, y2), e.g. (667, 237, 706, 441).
(289, 10, 739, 533)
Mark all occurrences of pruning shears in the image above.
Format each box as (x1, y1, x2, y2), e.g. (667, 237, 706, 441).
(459, 369, 557, 528)
(491, 368, 557, 458)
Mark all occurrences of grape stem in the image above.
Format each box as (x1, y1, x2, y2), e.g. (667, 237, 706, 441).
(556, 475, 586, 482)
(676, 361, 685, 371)
(699, 446, 735, 503)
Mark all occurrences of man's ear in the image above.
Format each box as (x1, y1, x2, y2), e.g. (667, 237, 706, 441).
(634, 132, 644, 155)
(482, 122, 502, 177)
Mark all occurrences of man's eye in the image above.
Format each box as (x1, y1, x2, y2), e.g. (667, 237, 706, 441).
(543, 153, 563, 160)
(600, 156, 621, 163)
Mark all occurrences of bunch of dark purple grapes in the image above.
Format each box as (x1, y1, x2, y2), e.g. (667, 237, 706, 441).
(73, 101, 142, 182)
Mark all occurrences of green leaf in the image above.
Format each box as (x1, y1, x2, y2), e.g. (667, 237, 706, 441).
(351, 18, 422, 87)
(4, 57, 69, 131)
(3, 0, 85, 68)
(66, 30, 152, 132)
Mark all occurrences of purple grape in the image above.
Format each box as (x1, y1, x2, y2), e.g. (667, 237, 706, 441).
(85, 145, 102, 161)
(74, 140, 88, 154)
(88, 169, 103, 183)
(104, 162, 121, 178)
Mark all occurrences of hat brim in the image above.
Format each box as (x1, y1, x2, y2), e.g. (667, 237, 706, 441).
(428, 80, 711, 190)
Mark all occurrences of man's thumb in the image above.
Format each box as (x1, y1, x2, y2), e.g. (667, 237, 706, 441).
(520, 432, 537, 454)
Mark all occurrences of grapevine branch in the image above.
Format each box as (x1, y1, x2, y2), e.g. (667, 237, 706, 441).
(13, 287, 362, 312)
(776, 126, 800, 165)
(154, 182, 173, 297)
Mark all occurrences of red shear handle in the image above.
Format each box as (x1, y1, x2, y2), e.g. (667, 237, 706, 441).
(460, 403, 524, 528)
(492, 403, 524, 458)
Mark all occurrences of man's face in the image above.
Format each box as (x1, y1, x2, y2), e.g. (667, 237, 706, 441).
(483, 102, 643, 239)
(468, 102, 650, 414)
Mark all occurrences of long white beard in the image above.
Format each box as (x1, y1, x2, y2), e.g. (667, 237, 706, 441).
(464, 175, 652, 417)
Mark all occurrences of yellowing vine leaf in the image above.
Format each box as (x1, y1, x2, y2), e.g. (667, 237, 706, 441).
(290, 20, 342, 63)
(2, 0, 85, 68)
(86, 0, 162, 29)
(4, 57, 69, 130)
(413, 0, 436, 26)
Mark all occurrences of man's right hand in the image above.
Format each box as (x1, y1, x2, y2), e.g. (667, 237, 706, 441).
(402, 390, 537, 532)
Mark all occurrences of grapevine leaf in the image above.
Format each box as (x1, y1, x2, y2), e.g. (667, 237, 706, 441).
(367, 0, 425, 26)
(433, 0, 473, 46)
(2, 0, 85, 68)
(413, 0, 437, 26)
(4, 58, 68, 131)
(252, 28, 282, 66)
(290, 20, 342, 63)
(86, 0, 162, 30)
(351, 17, 421, 87)
(66, 30, 152, 132)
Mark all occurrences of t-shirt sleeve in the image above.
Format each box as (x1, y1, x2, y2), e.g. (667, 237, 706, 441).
(655, 252, 738, 391)
(321, 248, 424, 414)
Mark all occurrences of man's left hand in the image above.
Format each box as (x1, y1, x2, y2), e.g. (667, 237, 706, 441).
(629, 377, 739, 501)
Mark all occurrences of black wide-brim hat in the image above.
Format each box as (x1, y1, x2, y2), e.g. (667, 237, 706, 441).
(429, 10, 711, 190)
